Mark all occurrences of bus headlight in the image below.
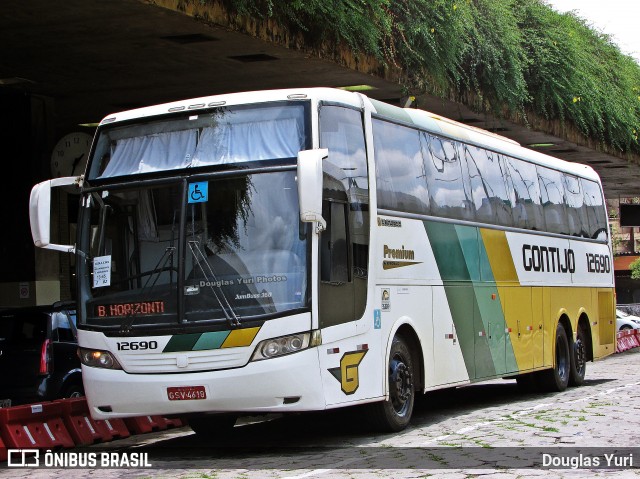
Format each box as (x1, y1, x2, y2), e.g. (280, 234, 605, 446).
(251, 330, 321, 361)
(78, 347, 123, 370)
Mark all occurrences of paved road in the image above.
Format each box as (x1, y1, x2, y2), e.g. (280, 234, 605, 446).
(4, 347, 640, 478)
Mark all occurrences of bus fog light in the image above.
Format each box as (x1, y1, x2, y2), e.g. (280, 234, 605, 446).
(251, 331, 320, 361)
(79, 347, 122, 370)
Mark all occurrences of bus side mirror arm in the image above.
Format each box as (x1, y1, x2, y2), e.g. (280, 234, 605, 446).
(29, 176, 80, 254)
(297, 149, 328, 233)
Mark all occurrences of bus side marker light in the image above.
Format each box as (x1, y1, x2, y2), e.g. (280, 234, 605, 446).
(505, 328, 512, 333)
(327, 348, 340, 354)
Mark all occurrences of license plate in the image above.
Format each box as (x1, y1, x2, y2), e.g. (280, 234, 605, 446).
(167, 386, 206, 401)
(0, 399, 11, 408)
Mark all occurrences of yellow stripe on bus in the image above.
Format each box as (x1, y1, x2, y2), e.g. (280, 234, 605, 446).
(221, 327, 261, 348)
(479, 229, 518, 284)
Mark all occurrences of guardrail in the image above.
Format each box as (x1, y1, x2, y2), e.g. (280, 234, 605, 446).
(0, 398, 186, 461)
(616, 327, 640, 353)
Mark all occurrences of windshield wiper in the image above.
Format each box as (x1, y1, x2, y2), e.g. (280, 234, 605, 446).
(188, 240, 241, 328)
(119, 246, 176, 333)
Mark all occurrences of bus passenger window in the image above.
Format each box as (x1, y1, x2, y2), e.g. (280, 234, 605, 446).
(582, 179, 608, 240)
(537, 166, 569, 235)
(424, 134, 473, 221)
(504, 157, 545, 231)
(563, 174, 590, 237)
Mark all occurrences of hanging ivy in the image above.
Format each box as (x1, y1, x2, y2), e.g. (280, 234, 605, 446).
(216, 0, 640, 154)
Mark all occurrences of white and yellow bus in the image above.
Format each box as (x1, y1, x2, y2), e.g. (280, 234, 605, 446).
(30, 88, 615, 433)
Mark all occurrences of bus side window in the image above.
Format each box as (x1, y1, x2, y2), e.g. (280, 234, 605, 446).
(582, 179, 608, 240)
(537, 166, 569, 235)
(563, 174, 590, 238)
(320, 200, 349, 284)
(505, 157, 545, 231)
(425, 134, 474, 222)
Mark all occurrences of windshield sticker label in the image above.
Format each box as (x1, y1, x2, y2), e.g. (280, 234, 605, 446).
(188, 181, 208, 203)
(381, 288, 391, 311)
(96, 301, 165, 317)
(93, 255, 111, 288)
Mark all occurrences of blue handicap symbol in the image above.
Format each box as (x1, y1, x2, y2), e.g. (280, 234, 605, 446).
(374, 309, 381, 329)
(188, 182, 208, 203)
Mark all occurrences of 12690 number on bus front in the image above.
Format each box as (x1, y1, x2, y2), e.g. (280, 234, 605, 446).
(167, 386, 207, 401)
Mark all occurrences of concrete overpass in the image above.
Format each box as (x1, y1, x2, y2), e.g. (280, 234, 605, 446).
(1, 0, 638, 305)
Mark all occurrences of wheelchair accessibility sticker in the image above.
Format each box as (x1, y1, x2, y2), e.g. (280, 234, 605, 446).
(188, 182, 208, 203)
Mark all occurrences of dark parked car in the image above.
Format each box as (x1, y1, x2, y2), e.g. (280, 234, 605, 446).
(0, 302, 82, 407)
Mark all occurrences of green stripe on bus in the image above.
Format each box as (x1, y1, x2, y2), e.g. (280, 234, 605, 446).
(162, 327, 260, 353)
(163, 333, 202, 353)
(193, 331, 230, 351)
(476, 233, 519, 374)
(424, 221, 486, 378)
(424, 221, 519, 379)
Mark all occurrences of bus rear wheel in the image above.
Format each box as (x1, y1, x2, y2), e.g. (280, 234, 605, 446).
(539, 322, 570, 392)
(569, 325, 587, 386)
(365, 336, 415, 432)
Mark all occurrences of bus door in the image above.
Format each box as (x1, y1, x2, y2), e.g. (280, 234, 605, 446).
(317, 104, 374, 406)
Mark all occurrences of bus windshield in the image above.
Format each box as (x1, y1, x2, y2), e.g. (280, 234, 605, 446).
(78, 171, 309, 330)
(86, 102, 308, 180)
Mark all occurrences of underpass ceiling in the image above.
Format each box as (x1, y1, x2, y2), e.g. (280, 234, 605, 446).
(2, 0, 639, 198)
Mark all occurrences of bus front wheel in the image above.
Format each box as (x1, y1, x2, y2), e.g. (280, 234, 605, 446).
(365, 336, 415, 432)
(539, 322, 570, 392)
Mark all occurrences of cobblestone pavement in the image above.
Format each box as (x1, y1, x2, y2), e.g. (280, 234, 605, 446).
(3, 348, 640, 478)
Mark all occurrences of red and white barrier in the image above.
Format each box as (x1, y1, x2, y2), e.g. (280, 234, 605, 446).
(0, 398, 187, 461)
(123, 415, 183, 435)
(0, 402, 75, 450)
(616, 328, 640, 353)
(0, 435, 6, 462)
(56, 397, 135, 446)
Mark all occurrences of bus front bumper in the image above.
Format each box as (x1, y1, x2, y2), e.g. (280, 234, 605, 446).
(84, 347, 325, 419)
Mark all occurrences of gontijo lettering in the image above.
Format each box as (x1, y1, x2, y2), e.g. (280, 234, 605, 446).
(522, 244, 575, 273)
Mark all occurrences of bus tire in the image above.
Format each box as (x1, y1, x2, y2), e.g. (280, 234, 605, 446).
(569, 325, 587, 386)
(539, 322, 570, 392)
(365, 336, 415, 432)
(188, 414, 237, 436)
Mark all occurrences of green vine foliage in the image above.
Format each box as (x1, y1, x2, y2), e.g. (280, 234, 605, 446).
(219, 0, 640, 155)
(630, 258, 640, 280)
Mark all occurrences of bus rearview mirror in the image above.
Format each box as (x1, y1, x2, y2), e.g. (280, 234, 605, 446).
(297, 149, 328, 232)
(29, 177, 79, 253)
